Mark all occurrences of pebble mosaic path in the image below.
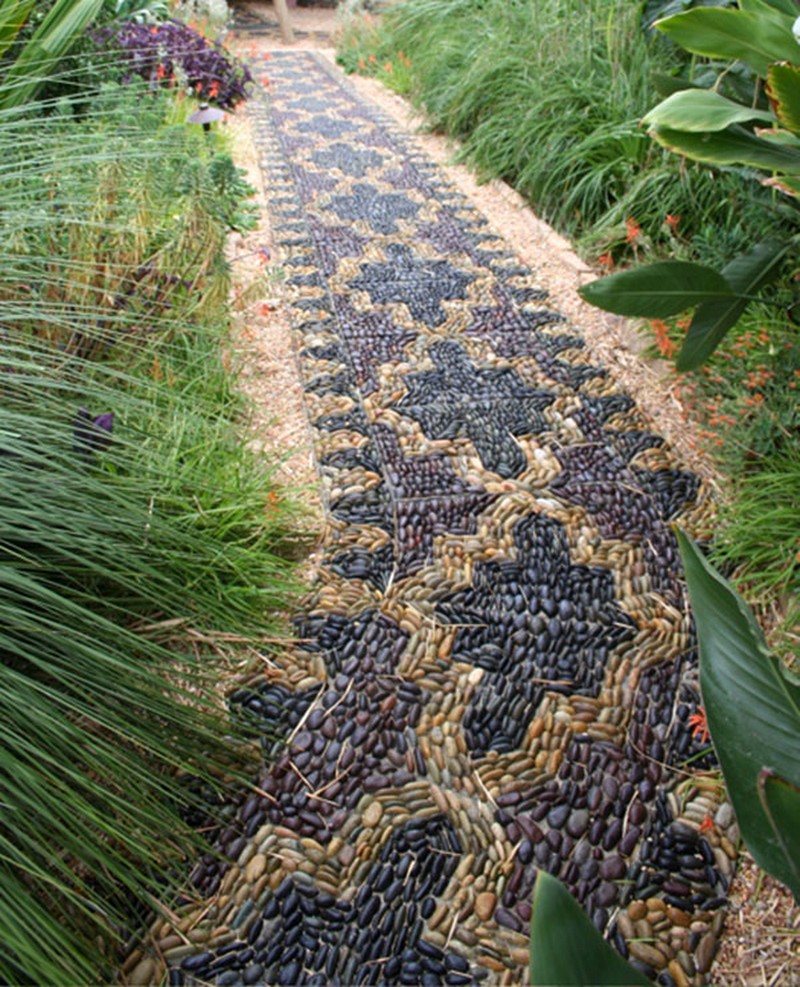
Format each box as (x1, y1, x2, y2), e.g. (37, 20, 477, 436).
(133, 50, 740, 987)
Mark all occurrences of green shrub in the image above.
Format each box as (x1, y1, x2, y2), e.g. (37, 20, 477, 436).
(0, 80, 302, 984)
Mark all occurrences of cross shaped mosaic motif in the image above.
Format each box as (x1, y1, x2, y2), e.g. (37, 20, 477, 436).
(348, 244, 474, 326)
(394, 339, 555, 477)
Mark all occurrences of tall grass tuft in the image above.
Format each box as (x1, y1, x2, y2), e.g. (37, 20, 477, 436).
(0, 78, 302, 983)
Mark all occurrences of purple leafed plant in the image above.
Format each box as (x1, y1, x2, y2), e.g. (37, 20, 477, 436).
(92, 19, 254, 110)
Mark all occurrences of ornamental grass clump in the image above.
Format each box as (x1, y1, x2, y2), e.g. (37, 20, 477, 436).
(0, 78, 301, 984)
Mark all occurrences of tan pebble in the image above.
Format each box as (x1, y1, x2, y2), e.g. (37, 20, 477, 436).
(629, 941, 667, 970)
(246, 853, 267, 884)
(616, 913, 634, 939)
(478, 957, 505, 973)
(363, 801, 384, 827)
(677, 949, 696, 976)
(668, 959, 690, 987)
(667, 906, 691, 928)
(475, 892, 497, 922)
(338, 844, 355, 866)
(253, 874, 270, 899)
(127, 956, 159, 984)
(430, 903, 449, 930)
(695, 931, 717, 974)
(720, 835, 736, 859)
(457, 927, 478, 946)
(187, 928, 210, 943)
(157, 935, 182, 952)
(628, 900, 647, 921)
(163, 944, 198, 961)
(283, 856, 298, 873)
(645, 897, 665, 912)
(634, 920, 652, 940)
(237, 842, 256, 868)
(510, 947, 529, 967)
(327, 836, 343, 857)
(121, 951, 143, 975)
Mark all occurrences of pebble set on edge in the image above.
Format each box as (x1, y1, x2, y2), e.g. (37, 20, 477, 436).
(130, 48, 736, 987)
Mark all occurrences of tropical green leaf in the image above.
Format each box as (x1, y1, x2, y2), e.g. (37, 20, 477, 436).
(676, 530, 800, 900)
(578, 261, 735, 318)
(655, 8, 800, 78)
(644, 89, 775, 131)
(738, 0, 800, 24)
(676, 238, 789, 369)
(764, 172, 800, 195)
(0, 0, 35, 59)
(767, 62, 800, 133)
(758, 770, 800, 894)
(529, 871, 649, 986)
(650, 122, 800, 171)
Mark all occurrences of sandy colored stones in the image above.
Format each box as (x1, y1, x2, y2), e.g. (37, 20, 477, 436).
(475, 891, 497, 922)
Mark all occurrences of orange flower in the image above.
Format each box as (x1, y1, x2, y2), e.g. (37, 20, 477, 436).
(625, 216, 641, 244)
(383, 61, 393, 73)
(208, 79, 220, 98)
(665, 213, 681, 232)
(688, 706, 710, 745)
(598, 252, 614, 270)
(358, 57, 366, 70)
(156, 63, 167, 80)
(650, 319, 676, 358)
(368, 54, 377, 64)
(698, 815, 714, 835)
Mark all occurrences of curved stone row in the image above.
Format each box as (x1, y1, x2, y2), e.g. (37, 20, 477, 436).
(125, 50, 735, 987)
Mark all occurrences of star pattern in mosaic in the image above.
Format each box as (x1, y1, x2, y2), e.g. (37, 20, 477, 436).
(394, 339, 555, 477)
(348, 243, 475, 326)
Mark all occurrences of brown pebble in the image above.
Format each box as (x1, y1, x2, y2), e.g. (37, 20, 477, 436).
(668, 959, 690, 987)
(475, 891, 497, 922)
(629, 940, 667, 970)
(695, 931, 717, 974)
(628, 900, 647, 921)
(245, 853, 267, 884)
(127, 957, 157, 985)
(667, 905, 691, 928)
(363, 801, 383, 827)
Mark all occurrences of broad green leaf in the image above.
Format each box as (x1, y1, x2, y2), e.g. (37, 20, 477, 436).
(739, 0, 800, 24)
(676, 238, 789, 369)
(758, 770, 800, 894)
(529, 871, 649, 986)
(579, 261, 735, 318)
(764, 173, 800, 195)
(768, 62, 800, 133)
(650, 122, 800, 172)
(655, 8, 800, 78)
(644, 89, 775, 131)
(756, 126, 800, 147)
(0, 0, 35, 59)
(676, 530, 800, 900)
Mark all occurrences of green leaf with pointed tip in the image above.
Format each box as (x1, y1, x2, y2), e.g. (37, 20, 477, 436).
(767, 63, 800, 133)
(655, 8, 800, 78)
(764, 173, 800, 195)
(644, 89, 775, 132)
(676, 530, 800, 900)
(529, 871, 650, 986)
(758, 770, 800, 895)
(579, 261, 734, 318)
(676, 238, 789, 369)
(650, 122, 800, 171)
(739, 0, 800, 24)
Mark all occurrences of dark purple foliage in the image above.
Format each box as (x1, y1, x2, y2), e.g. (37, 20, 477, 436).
(91, 19, 254, 110)
(73, 407, 114, 461)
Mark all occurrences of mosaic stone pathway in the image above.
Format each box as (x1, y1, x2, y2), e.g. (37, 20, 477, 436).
(136, 51, 740, 987)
